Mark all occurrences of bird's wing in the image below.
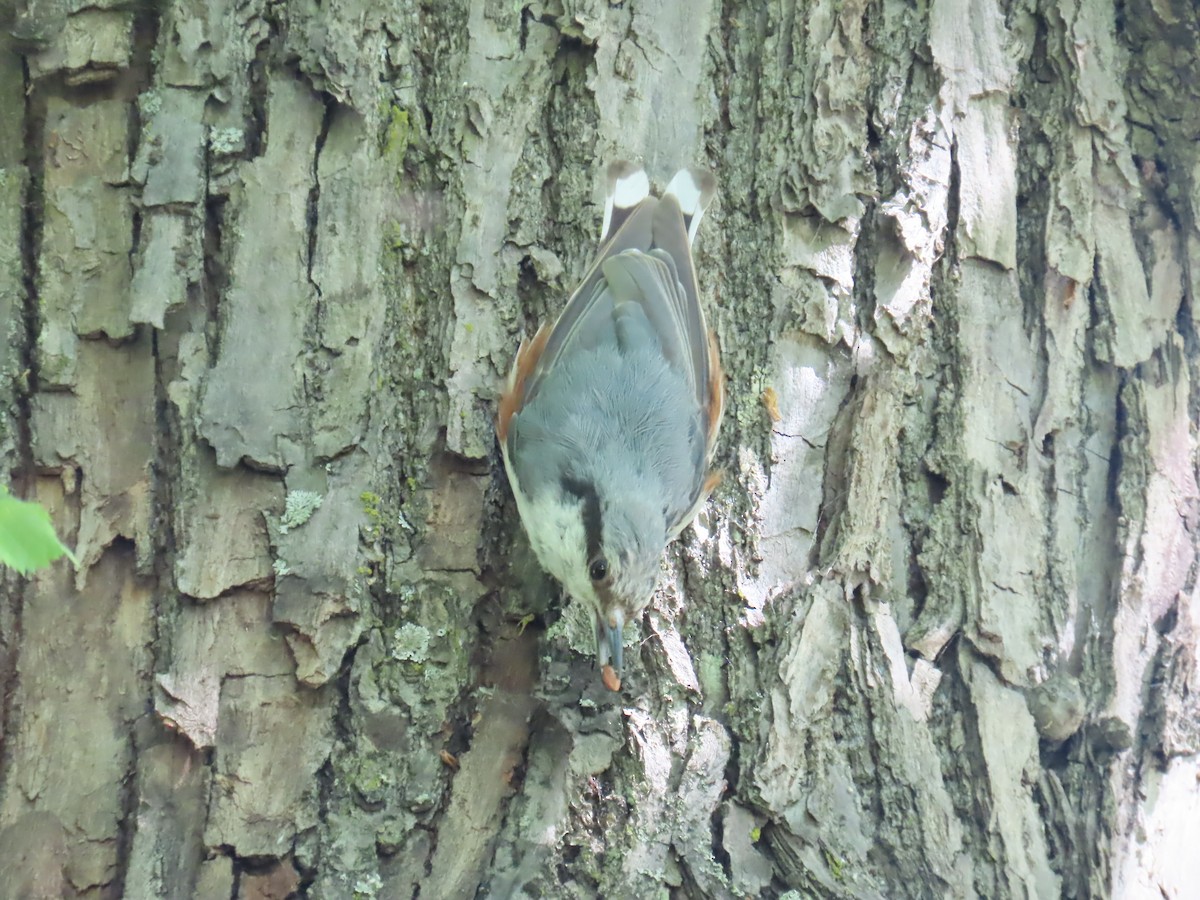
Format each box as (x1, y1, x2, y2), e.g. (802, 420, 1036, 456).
(499, 165, 722, 472)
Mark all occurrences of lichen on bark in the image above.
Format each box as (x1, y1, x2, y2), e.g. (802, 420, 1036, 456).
(0, 0, 1197, 897)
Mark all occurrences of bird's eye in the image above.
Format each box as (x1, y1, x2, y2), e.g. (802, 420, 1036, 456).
(589, 557, 609, 582)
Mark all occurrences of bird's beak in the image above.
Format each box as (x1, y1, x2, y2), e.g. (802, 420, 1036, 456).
(597, 608, 625, 688)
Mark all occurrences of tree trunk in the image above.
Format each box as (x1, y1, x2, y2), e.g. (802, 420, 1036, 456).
(1, 0, 1197, 897)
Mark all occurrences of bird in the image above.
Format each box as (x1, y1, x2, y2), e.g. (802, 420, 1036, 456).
(497, 161, 723, 691)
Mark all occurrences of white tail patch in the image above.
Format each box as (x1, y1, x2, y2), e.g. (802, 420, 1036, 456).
(602, 161, 649, 240)
(665, 167, 717, 246)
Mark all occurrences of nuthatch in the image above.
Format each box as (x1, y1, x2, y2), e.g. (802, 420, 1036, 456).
(497, 161, 723, 691)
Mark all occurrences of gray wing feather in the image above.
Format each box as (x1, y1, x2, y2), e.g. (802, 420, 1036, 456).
(520, 193, 711, 416)
(601, 250, 695, 396)
(519, 202, 652, 409)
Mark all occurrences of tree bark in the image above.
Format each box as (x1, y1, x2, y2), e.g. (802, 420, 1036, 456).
(1, 0, 1197, 897)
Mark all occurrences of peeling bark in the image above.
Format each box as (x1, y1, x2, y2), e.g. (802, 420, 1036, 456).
(1, 0, 1198, 897)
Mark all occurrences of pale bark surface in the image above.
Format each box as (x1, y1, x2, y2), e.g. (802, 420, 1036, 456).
(1, 0, 1197, 898)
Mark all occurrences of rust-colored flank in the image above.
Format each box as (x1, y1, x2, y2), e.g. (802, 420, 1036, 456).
(497, 323, 551, 443)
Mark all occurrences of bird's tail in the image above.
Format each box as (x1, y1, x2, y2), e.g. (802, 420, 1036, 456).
(665, 167, 717, 246)
(601, 161, 650, 243)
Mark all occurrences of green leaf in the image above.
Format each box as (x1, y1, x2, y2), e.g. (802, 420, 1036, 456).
(0, 487, 77, 575)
